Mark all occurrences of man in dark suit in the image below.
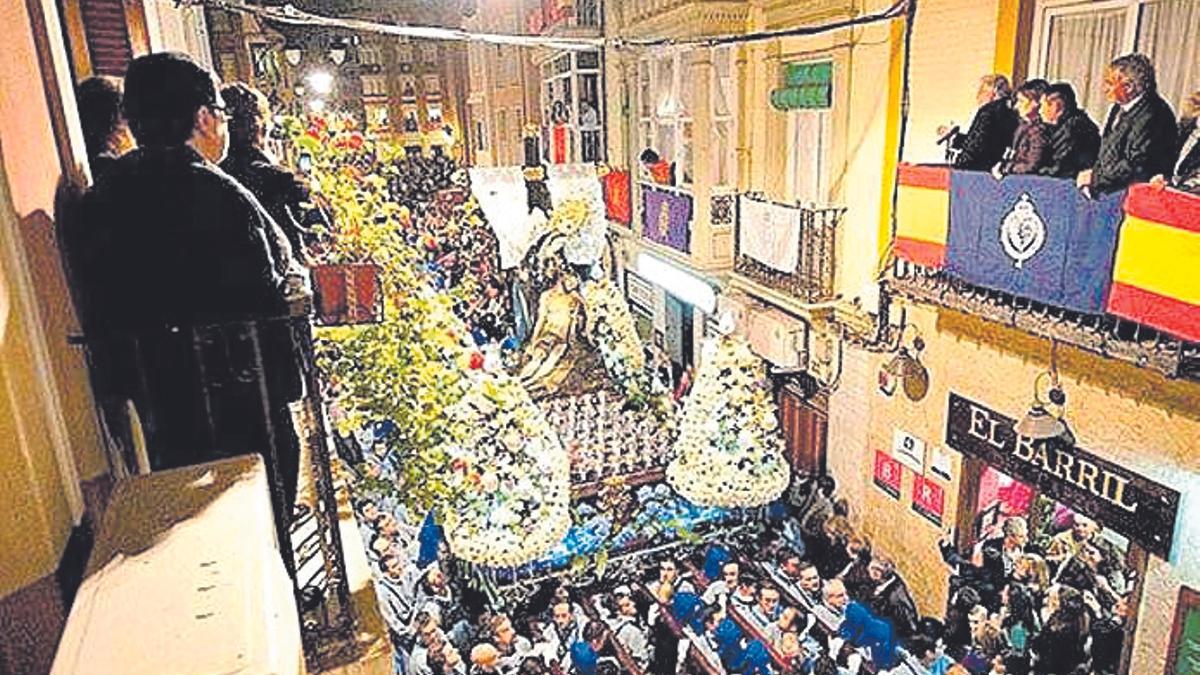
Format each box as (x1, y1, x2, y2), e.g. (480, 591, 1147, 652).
(80, 53, 307, 515)
(1078, 53, 1178, 194)
(1036, 82, 1101, 179)
(946, 74, 1018, 171)
(865, 554, 917, 638)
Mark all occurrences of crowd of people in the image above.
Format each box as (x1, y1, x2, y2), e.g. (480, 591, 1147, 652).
(348, 449, 1137, 675)
(59, 46, 1150, 675)
(941, 53, 1200, 194)
(388, 150, 459, 212)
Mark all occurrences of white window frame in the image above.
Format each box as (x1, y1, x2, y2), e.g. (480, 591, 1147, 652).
(361, 74, 388, 98)
(710, 45, 738, 190)
(1030, 0, 1200, 115)
(773, 57, 833, 206)
(540, 50, 604, 163)
(637, 49, 694, 188)
(1030, 0, 1141, 79)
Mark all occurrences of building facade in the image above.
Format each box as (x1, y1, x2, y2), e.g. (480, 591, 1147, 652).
(0, 0, 219, 668)
(531, 0, 606, 166)
(603, 2, 1200, 674)
(462, 0, 542, 167)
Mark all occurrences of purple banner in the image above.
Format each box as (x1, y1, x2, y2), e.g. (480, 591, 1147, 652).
(642, 186, 692, 253)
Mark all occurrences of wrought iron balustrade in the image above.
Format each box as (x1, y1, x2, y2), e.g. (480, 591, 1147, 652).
(70, 310, 356, 663)
(733, 200, 844, 303)
(888, 260, 1200, 379)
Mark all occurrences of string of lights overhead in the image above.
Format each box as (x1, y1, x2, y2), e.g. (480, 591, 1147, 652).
(190, 0, 909, 52)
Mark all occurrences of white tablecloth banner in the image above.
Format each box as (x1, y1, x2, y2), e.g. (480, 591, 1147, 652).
(737, 196, 803, 273)
(546, 164, 608, 266)
(469, 166, 547, 269)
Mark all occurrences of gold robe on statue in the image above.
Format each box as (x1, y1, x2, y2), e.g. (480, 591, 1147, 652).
(518, 277, 589, 396)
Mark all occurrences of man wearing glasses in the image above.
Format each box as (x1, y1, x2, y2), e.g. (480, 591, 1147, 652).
(79, 52, 306, 516)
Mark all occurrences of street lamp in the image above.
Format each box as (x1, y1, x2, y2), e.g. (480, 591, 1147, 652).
(328, 38, 348, 66)
(306, 70, 335, 96)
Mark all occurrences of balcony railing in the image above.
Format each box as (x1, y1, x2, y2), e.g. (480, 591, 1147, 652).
(889, 163, 1200, 379)
(733, 195, 844, 303)
(528, 0, 601, 34)
(889, 261, 1200, 378)
(69, 310, 356, 662)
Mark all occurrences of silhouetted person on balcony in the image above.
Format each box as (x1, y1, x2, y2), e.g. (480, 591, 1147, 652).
(1036, 82, 1100, 180)
(80, 52, 305, 514)
(220, 82, 317, 266)
(1078, 53, 1177, 195)
(944, 74, 1017, 171)
(76, 76, 136, 183)
(59, 76, 140, 475)
(996, 79, 1050, 176)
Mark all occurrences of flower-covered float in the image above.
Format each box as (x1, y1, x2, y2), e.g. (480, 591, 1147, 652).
(441, 372, 572, 568)
(667, 329, 791, 508)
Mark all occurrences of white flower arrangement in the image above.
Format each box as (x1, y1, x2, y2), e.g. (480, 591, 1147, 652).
(544, 196, 608, 266)
(582, 277, 655, 403)
(440, 371, 573, 567)
(666, 335, 789, 508)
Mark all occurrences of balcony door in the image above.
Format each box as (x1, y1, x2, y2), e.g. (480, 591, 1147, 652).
(777, 383, 827, 477)
(1032, 0, 1200, 121)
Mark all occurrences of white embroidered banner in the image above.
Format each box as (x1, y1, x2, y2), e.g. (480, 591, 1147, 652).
(546, 163, 608, 266)
(468, 167, 547, 269)
(737, 196, 802, 273)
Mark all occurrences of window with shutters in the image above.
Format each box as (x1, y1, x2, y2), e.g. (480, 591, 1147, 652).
(774, 61, 833, 205)
(361, 75, 388, 98)
(359, 45, 383, 67)
(79, 0, 134, 77)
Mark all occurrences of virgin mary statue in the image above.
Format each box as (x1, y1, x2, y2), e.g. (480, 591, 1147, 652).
(517, 273, 590, 397)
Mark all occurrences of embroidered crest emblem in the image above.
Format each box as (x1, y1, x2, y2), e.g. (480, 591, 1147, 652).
(656, 200, 673, 240)
(1000, 193, 1046, 269)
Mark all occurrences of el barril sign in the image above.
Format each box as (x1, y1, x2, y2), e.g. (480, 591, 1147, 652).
(946, 393, 1181, 559)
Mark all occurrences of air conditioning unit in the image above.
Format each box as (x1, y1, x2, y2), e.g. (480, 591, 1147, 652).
(745, 306, 808, 369)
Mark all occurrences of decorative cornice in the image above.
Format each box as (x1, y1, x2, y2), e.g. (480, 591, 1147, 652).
(619, 1, 750, 40)
(763, 0, 855, 28)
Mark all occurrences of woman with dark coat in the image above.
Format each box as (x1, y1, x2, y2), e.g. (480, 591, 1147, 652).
(998, 79, 1050, 175)
(1031, 586, 1090, 675)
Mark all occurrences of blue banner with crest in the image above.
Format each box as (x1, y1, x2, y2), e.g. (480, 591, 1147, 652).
(945, 172, 1125, 313)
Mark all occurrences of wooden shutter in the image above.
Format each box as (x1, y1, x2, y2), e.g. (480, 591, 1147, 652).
(777, 386, 827, 476)
(79, 0, 133, 77)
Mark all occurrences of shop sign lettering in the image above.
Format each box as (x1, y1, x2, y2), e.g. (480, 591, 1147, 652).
(946, 393, 1181, 559)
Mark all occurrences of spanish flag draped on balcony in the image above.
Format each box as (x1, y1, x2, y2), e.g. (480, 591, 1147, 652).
(894, 164, 950, 268)
(1107, 185, 1200, 342)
